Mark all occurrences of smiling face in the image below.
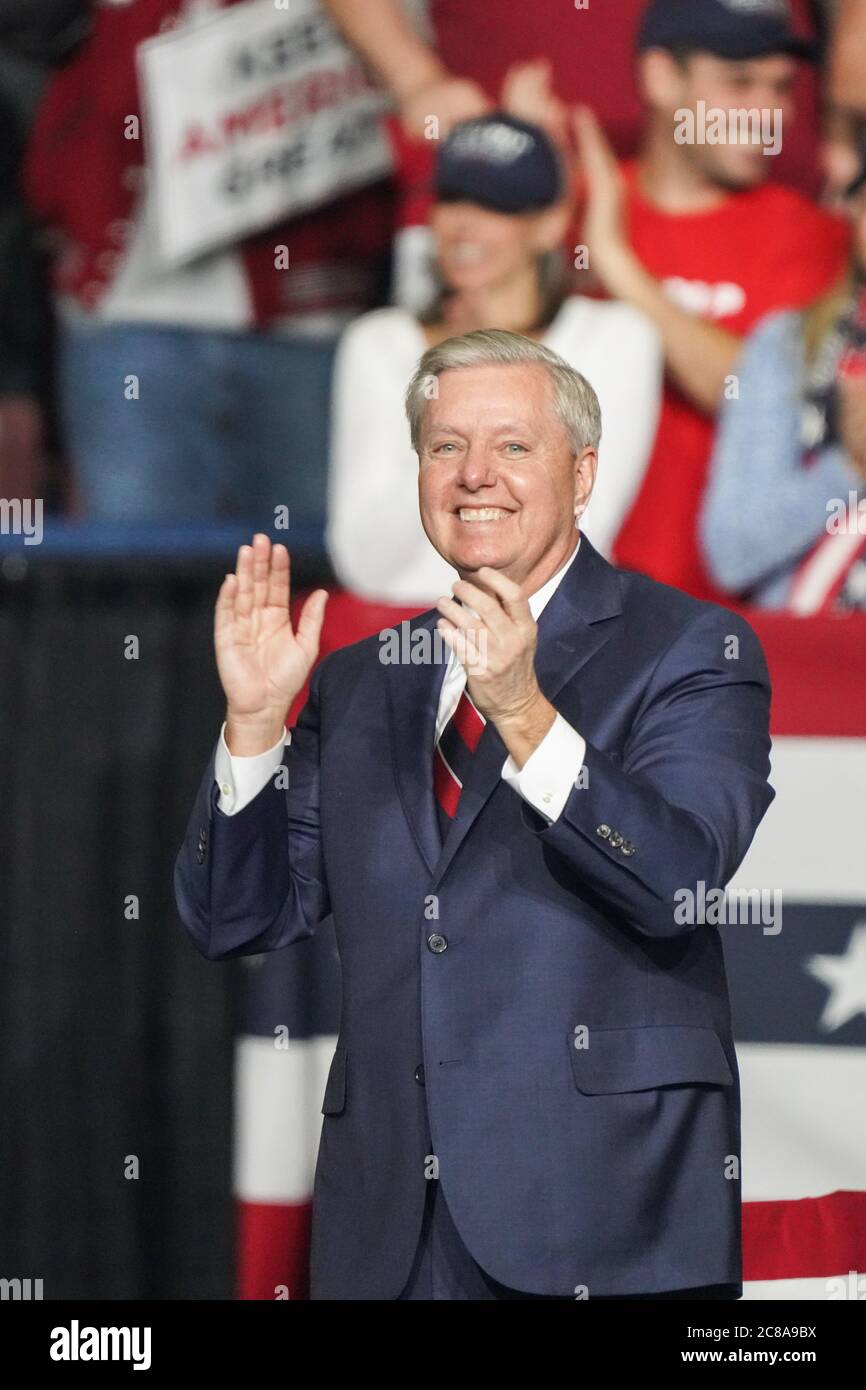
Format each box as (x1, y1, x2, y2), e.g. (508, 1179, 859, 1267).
(430, 200, 566, 294)
(417, 362, 597, 594)
(642, 49, 797, 189)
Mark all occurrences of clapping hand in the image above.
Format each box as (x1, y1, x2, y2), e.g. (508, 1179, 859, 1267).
(572, 103, 634, 292)
(501, 59, 570, 148)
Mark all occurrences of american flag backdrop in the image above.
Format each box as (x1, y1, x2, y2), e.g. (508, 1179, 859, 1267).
(231, 597, 866, 1301)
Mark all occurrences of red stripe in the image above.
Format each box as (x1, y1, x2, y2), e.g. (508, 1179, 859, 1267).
(743, 1191, 866, 1281)
(732, 609, 866, 736)
(434, 691, 484, 820)
(452, 690, 486, 750)
(434, 745, 461, 818)
(236, 1191, 866, 1297)
(235, 1198, 311, 1300)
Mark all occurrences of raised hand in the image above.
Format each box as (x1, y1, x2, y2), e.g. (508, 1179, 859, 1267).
(215, 534, 328, 754)
(572, 103, 632, 290)
(435, 566, 539, 723)
(434, 567, 556, 771)
(399, 74, 491, 140)
(501, 59, 569, 148)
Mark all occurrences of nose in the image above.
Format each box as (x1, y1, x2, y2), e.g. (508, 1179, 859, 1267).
(456, 442, 498, 491)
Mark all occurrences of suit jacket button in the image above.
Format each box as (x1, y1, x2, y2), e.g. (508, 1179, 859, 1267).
(196, 848, 205, 864)
(427, 933, 448, 954)
(596, 824, 611, 839)
(621, 841, 636, 856)
(609, 832, 624, 848)
(415, 1064, 425, 1085)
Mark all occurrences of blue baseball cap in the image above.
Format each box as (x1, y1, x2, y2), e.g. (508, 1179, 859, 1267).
(434, 113, 564, 214)
(637, 0, 816, 62)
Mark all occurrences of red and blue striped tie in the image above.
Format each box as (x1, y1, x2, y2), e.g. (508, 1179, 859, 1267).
(433, 687, 486, 840)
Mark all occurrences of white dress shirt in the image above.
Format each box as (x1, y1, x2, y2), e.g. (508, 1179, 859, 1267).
(215, 538, 587, 823)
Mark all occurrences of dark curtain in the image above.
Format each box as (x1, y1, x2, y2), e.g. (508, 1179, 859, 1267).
(0, 556, 306, 1298)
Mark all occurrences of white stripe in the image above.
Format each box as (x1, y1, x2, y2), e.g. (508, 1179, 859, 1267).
(233, 1033, 337, 1203)
(730, 737, 866, 901)
(789, 530, 866, 615)
(738, 1043, 866, 1200)
(435, 743, 463, 790)
(743, 1275, 860, 1300)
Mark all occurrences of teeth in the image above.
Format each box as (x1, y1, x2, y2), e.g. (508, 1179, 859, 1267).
(458, 508, 511, 522)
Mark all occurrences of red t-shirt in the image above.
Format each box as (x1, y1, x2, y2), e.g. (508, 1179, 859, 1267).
(613, 164, 851, 599)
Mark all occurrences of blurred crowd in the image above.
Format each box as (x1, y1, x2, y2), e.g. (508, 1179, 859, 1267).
(3, 0, 866, 613)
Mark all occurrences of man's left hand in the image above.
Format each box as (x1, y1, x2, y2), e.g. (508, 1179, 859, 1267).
(435, 567, 557, 766)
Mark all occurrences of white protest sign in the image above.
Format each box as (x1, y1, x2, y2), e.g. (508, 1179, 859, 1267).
(137, 0, 393, 266)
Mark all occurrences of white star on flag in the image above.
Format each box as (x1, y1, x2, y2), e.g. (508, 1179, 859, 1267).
(806, 923, 866, 1032)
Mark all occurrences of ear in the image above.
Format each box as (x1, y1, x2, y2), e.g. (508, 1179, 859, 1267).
(637, 48, 688, 113)
(573, 446, 598, 519)
(528, 199, 572, 254)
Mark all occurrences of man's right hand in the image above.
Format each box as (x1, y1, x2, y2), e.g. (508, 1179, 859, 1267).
(216, 534, 329, 756)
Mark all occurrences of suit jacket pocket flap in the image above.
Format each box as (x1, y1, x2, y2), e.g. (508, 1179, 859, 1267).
(569, 1025, 734, 1094)
(321, 1045, 347, 1114)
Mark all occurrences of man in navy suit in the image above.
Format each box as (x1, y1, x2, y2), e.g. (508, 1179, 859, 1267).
(175, 328, 774, 1300)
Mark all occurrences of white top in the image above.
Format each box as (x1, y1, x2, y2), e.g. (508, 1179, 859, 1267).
(326, 297, 663, 604)
(215, 538, 585, 825)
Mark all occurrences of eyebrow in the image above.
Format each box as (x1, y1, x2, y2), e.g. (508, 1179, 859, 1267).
(424, 424, 469, 438)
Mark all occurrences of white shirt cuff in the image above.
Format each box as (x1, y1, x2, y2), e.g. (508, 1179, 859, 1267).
(501, 713, 587, 823)
(214, 721, 290, 816)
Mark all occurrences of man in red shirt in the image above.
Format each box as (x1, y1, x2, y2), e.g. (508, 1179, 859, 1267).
(574, 0, 850, 600)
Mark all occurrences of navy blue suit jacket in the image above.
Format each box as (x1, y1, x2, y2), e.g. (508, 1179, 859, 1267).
(174, 536, 774, 1299)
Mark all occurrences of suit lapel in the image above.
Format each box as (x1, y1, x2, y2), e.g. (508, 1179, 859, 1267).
(384, 537, 623, 884)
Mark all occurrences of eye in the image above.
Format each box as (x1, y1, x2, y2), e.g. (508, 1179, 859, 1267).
(503, 442, 528, 454)
(431, 442, 457, 454)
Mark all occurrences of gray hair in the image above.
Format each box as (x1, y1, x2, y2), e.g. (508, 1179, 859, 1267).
(404, 328, 602, 455)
